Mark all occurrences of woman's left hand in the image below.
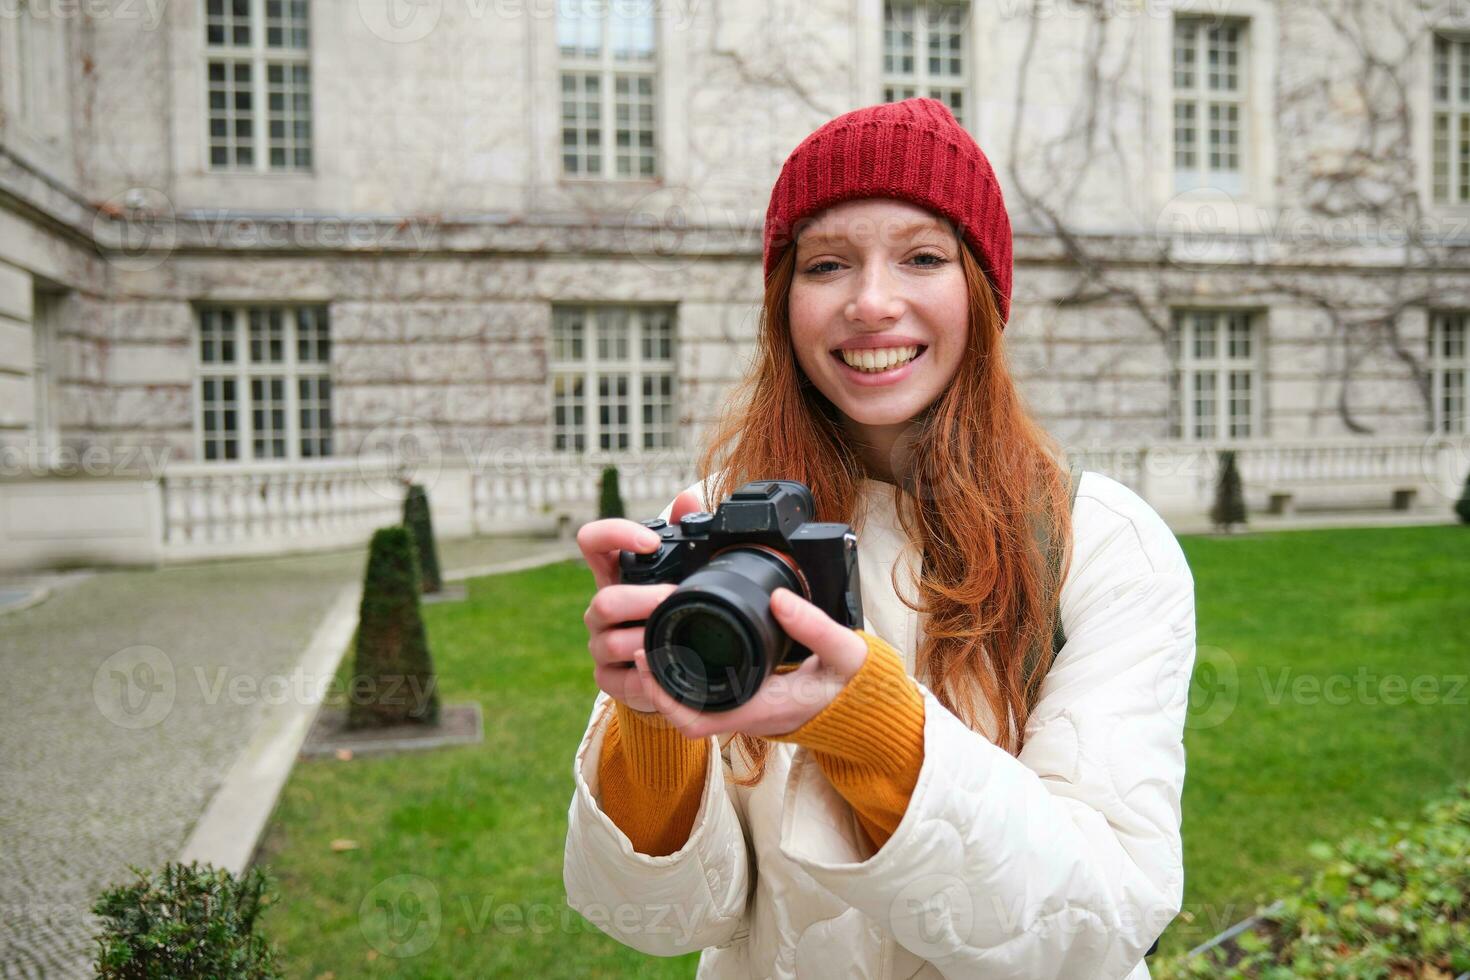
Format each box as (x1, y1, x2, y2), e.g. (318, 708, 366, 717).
(631, 586, 870, 739)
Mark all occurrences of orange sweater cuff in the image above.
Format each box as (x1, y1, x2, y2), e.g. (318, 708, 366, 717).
(595, 699, 709, 857)
(767, 630, 926, 771)
(607, 699, 710, 793)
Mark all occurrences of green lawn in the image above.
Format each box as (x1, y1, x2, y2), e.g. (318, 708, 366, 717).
(258, 524, 1470, 975)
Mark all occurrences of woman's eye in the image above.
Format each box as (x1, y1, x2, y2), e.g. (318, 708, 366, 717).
(804, 261, 842, 275)
(910, 252, 948, 267)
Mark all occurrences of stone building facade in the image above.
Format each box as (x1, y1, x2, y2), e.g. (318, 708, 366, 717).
(1, 0, 1468, 560)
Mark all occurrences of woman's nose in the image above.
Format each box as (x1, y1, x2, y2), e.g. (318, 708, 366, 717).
(844, 261, 905, 327)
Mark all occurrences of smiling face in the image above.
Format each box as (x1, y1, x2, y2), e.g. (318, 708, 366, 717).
(788, 198, 970, 431)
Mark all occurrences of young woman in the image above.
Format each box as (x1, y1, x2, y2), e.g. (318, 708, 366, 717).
(564, 98, 1196, 980)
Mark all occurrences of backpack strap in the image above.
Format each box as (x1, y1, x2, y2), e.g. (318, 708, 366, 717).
(1051, 461, 1083, 655)
(1023, 463, 1160, 958)
(1021, 461, 1082, 710)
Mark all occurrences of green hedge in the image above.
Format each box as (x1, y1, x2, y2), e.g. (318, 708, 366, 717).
(1169, 780, 1470, 978)
(92, 862, 282, 979)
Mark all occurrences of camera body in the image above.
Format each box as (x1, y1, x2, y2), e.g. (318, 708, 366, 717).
(618, 480, 863, 711)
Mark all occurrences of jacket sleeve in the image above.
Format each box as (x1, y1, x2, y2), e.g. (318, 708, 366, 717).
(562, 692, 752, 956)
(767, 630, 926, 851)
(774, 479, 1196, 980)
(562, 476, 753, 956)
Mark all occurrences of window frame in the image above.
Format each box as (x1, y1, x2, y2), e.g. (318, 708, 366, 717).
(203, 0, 314, 174)
(881, 0, 971, 126)
(1168, 308, 1264, 442)
(193, 304, 333, 463)
(1431, 32, 1470, 206)
(548, 305, 677, 453)
(1171, 14, 1251, 195)
(556, 0, 660, 181)
(1429, 311, 1468, 433)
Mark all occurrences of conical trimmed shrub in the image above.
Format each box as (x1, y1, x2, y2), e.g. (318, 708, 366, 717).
(402, 483, 443, 594)
(348, 526, 440, 729)
(1455, 468, 1470, 525)
(599, 465, 625, 519)
(1211, 449, 1248, 532)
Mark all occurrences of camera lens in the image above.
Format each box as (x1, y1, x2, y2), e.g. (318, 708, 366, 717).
(645, 547, 804, 712)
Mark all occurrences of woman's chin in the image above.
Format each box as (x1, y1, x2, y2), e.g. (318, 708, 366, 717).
(832, 395, 930, 429)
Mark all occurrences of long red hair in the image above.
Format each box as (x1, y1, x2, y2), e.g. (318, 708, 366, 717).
(697, 236, 1074, 785)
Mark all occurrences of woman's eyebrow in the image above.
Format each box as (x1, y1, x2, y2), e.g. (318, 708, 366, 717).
(797, 220, 954, 252)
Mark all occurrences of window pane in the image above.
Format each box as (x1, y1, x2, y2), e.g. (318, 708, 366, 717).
(1173, 101, 1197, 169)
(266, 0, 309, 48)
(598, 375, 630, 450)
(596, 309, 630, 360)
(1208, 103, 1240, 172)
(1172, 19, 1196, 90)
(298, 375, 332, 457)
(926, 4, 964, 78)
(249, 309, 285, 363)
(201, 373, 240, 461)
(640, 310, 674, 362)
(1167, 370, 1182, 439)
(1228, 371, 1252, 438)
(552, 373, 586, 451)
(296, 307, 330, 363)
(1192, 372, 1217, 439)
(641, 374, 674, 449)
(1193, 314, 1217, 359)
(1444, 314, 1467, 358)
(1434, 112, 1451, 204)
(552, 308, 586, 362)
(613, 72, 656, 178)
(207, 59, 253, 168)
(560, 71, 602, 176)
(1227, 313, 1252, 359)
(200, 309, 237, 364)
(266, 61, 311, 171)
(883, 2, 916, 76)
(1444, 370, 1465, 432)
(609, 1, 654, 61)
(206, 0, 250, 47)
(252, 377, 288, 459)
(1206, 23, 1240, 92)
(557, 0, 602, 58)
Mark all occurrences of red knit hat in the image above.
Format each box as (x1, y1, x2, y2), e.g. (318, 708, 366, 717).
(763, 97, 1014, 325)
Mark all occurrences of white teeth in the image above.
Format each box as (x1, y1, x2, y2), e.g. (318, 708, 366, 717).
(838, 345, 920, 372)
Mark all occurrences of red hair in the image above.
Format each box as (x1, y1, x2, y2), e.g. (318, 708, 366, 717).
(697, 239, 1074, 784)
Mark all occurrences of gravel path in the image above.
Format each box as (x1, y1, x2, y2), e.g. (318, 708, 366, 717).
(0, 535, 571, 979)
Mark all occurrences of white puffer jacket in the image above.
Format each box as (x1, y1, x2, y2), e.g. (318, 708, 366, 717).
(563, 471, 1196, 980)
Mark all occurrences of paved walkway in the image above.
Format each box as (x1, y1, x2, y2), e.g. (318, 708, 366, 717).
(0, 535, 574, 979)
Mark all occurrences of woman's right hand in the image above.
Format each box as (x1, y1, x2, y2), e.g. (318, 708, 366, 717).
(577, 490, 703, 714)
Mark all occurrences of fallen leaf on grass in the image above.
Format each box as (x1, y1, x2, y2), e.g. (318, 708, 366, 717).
(330, 838, 360, 852)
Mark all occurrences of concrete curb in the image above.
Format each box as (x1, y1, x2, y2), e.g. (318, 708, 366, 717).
(444, 543, 580, 583)
(178, 584, 361, 873)
(176, 545, 581, 874)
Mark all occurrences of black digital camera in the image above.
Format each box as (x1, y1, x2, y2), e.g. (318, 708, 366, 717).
(618, 480, 863, 712)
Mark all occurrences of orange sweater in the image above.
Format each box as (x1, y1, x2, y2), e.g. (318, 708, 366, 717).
(596, 631, 925, 857)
